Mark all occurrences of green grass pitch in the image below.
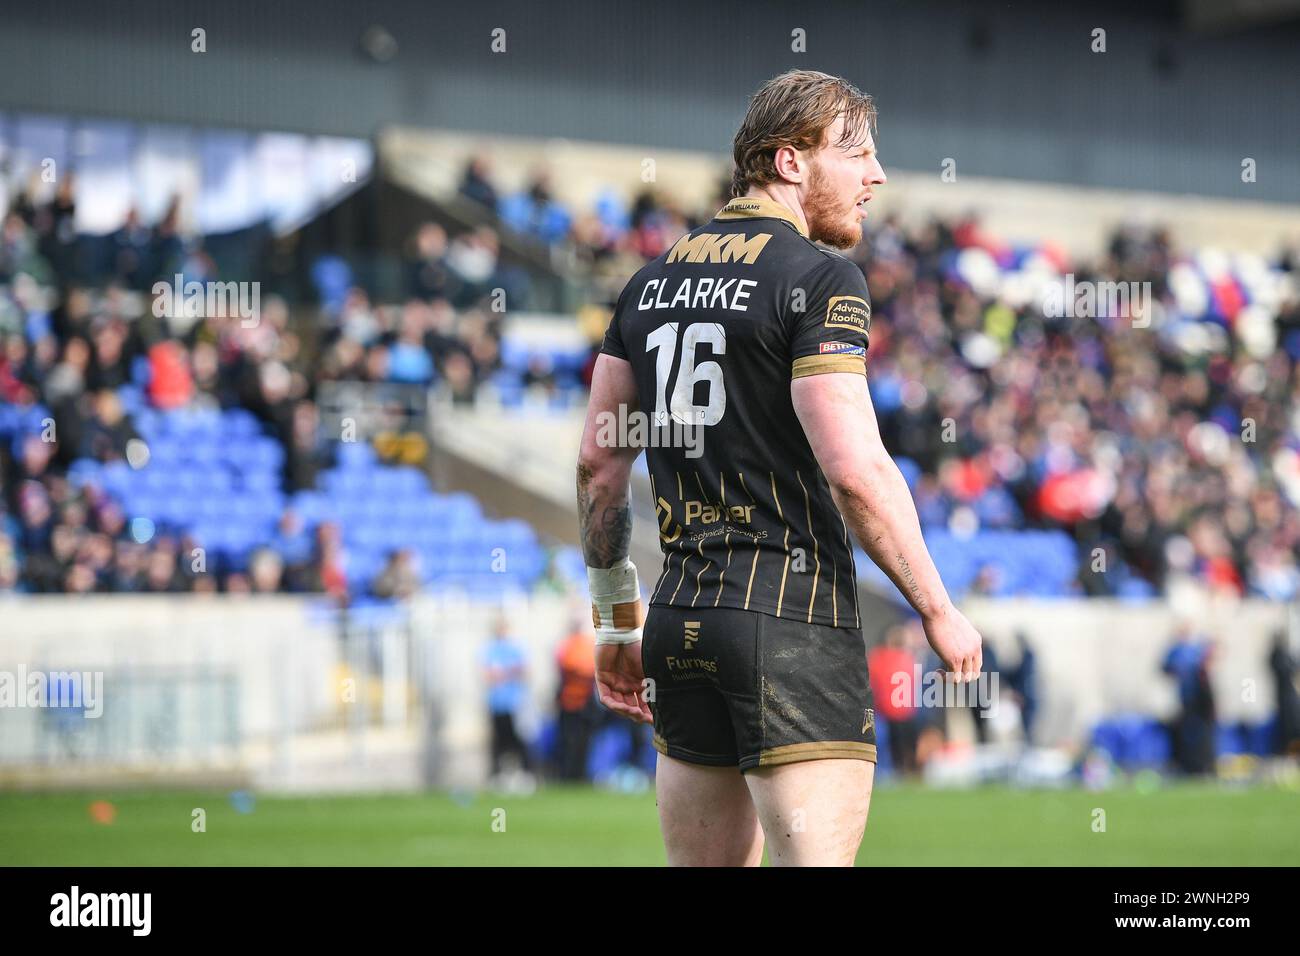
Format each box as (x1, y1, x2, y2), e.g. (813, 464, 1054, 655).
(1, 782, 1296, 866)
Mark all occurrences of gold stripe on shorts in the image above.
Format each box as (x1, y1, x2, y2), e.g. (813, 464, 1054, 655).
(757, 741, 878, 766)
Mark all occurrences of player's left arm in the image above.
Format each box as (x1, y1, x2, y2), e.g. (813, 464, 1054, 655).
(576, 352, 652, 723)
(786, 255, 980, 681)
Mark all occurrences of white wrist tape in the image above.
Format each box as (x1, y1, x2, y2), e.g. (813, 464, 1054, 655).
(588, 558, 644, 645)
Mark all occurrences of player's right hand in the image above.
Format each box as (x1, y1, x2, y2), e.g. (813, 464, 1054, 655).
(922, 604, 983, 683)
(595, 641, 654, 724)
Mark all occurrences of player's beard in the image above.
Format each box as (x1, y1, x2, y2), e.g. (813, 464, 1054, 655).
(804, 157, 862, 250)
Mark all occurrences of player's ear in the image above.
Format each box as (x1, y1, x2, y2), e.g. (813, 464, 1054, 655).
(774, 144, 803, 184)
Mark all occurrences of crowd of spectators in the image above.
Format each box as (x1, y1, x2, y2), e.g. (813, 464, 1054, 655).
(856, 217, 1300, 601)
(0, 171, 516, 596)
(4, 146, 1300, 602)
(453, 152, 1300, 602)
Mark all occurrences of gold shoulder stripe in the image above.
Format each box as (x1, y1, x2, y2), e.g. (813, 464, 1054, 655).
(792, 354, 866, 379)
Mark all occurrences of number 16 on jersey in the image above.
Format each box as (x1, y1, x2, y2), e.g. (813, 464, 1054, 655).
(645, 322, 728, 427)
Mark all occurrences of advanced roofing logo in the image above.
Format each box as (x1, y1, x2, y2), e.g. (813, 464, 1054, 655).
(823, 294, 871, 333)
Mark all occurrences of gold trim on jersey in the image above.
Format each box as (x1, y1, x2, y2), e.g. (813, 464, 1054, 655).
(669, 470, 690, 603)
(714, 472, 733, 607)
(792, 354, 866, 379)
(839, 511, 861, 628)
(796, 470, 822, 624)
(691, 536, 708, 607)
(651, 733, 732, 763)
(771, 472, 790, 618)
(693, 471, 709, 503)
(714, 195, 809, 239)
(691, 472, 712, 607)
(649, 473, 670, 605)
(739, 472, 761, 610)
(830, 527, 839, 628)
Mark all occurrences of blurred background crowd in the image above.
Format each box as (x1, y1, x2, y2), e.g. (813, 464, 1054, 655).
(6, 146, 1298, 782)
(5, 148, 1300, 607)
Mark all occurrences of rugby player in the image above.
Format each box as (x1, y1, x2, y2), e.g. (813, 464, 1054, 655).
(576, 69, 982, 866)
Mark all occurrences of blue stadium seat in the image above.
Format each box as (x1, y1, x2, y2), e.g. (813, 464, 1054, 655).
(77, 406, 556, 595)
(336, 441, 377, 470)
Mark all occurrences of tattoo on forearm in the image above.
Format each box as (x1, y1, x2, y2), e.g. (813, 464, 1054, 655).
(835, 493, 929, 613)
(897, 553, 927, 612)
(577, 462, 632, 568)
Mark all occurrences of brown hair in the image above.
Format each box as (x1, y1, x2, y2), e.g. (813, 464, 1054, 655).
(730, 70, 877, 199)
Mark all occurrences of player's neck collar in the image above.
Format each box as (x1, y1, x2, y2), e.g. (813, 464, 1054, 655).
(714, 195, 809, 239)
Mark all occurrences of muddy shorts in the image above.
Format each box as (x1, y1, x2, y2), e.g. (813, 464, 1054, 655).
(641, 604, 877, 771)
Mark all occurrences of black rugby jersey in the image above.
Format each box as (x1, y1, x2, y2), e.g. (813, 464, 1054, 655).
(600, 195, 873, 627)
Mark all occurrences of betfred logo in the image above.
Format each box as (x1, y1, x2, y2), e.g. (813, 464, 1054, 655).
(819, 342, 865, 355)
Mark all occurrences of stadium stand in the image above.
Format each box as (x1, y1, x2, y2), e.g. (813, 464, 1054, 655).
(4, 116, 1300, 610)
